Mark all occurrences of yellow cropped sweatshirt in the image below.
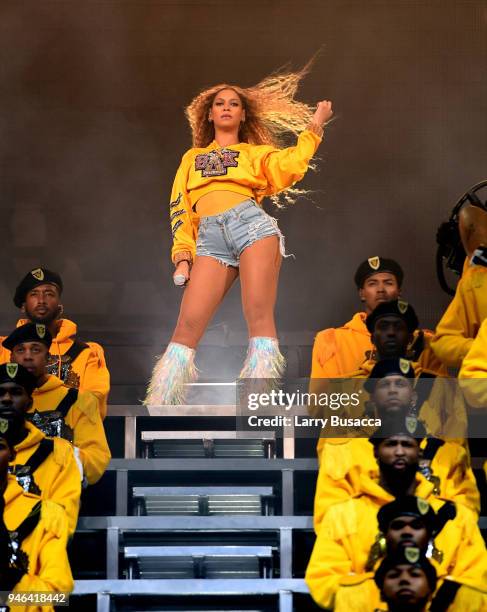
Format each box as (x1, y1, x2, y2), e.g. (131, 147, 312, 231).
(169, 129, 321, 262)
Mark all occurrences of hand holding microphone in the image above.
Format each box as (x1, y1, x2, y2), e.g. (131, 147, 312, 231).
(173, 260, 191, 287)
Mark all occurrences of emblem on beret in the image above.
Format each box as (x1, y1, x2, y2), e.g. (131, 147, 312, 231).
(405, 547, 420, 564)
(417, 497, 430, 515)
(6, 363, 18, 378)
(406, 416, 417, 434)
(368, 256, 380, 270)
(399, 358, 411, 375)
(31, 268, 45, 281)
(0, 417, 9, 434)
(36, 324, 46, 339)
(398, 299, 408, 314)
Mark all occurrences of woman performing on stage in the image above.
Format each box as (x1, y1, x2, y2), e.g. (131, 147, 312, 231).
(145, 65, 333, 405)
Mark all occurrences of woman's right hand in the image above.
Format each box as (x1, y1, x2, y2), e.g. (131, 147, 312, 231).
(312, 100, 333, 127)
(173, 260, 191, 286)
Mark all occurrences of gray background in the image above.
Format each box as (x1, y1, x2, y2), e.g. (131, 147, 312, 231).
(1, 0, 486, 388)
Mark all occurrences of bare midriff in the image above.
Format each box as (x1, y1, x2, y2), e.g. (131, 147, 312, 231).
(195, 191, 251, 217)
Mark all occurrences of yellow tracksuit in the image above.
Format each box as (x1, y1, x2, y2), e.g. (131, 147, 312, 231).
(31, 375, 111, 485)
(3, 475, 73, 611)
(431, 263, 487, 368)
(313, 437, 479, 534)
(169, 129, 321, 262)
(306, 473, 487, 611)
(0, 318, 110, 419)
(10, 422, 80, 535)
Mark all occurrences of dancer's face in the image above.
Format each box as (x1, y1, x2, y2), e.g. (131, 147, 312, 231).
(373, 376, 416, 417)
(381, 564, 431, 607)
(386, 515, 429, 551)
(376, 435, 420, 473)
(209, 89, 246, 132)
(23, 283, 61, 325)
(359, 273, 399, 314)
(10, 342, 49, 380)
(372, 316, 411, 358)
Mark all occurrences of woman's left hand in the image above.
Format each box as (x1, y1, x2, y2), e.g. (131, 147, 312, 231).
(312, 100, 333, 127)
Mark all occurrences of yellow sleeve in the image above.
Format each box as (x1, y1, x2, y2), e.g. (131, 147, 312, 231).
(444, 583, 487, 611)
(445, 506, 487, 590)
(69, 391, 111, 486)
(80, 342, 110, 420)
(12, 501, 74, 606)
(305, 513, 355, 609)
(307, 499, 375, 609)
(459, 318, 487, 407)
(432, 442, 480, 516)
(169, 155, 197, 263)
(313, 440, 373, 534)
(311, 329, 338, 378)
(51, 440, 81, 536)
(254, 129, 321, 196)
(431, 276, 475, 368)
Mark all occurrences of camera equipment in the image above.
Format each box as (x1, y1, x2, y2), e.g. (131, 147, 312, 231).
(436, 180, 487, 295)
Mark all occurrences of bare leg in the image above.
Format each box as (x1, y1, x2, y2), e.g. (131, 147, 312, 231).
(239, 235, 281, 338)
(172, 255, 239, 347)
(238, 235, 285, 379)
(145, 256, 238, 404)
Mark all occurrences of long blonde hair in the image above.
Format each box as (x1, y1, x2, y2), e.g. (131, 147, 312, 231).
(185, 63, 315, 149)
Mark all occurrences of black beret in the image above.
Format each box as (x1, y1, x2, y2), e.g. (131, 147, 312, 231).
(0, 362, 37, 395)
(354, 257, 404, 288)
(364, 358, 416, 393)
(365, 299, 419, 334)
(374, 546, 437, 591)
(369, 415, 427, 447)
(13, 268, 63, 308)
(377, 496, 437, 534)
(2, 323, 52, 351)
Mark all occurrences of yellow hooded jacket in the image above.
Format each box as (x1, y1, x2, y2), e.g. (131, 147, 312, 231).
(2, 474, 73, 611)
(431, 263, 487, 368)
(311, 312, 444, 379)
(313, 437, 480, 534)
(30, 375, 111, 486)
(10, 422, 80, 535)
(169, 129, 321, 263)
(305, 473, 487, 611)
(0, 318, 110, 419)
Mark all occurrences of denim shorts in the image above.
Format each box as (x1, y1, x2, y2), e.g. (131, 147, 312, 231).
(196, 199, 289, 267)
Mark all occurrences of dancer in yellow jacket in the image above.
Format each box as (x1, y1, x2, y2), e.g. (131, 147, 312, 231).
(3, 323, 111, 487)
(0, 363, 80, 535)
(145, 63, 333, 404)
(1, 431, 73, 612)
(431, 249, 487, 368)
(313, 358, 479, 534)
(311, 257, 404, 378)
(0, 268, 110, 418)
(306, 418, 487, 611)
